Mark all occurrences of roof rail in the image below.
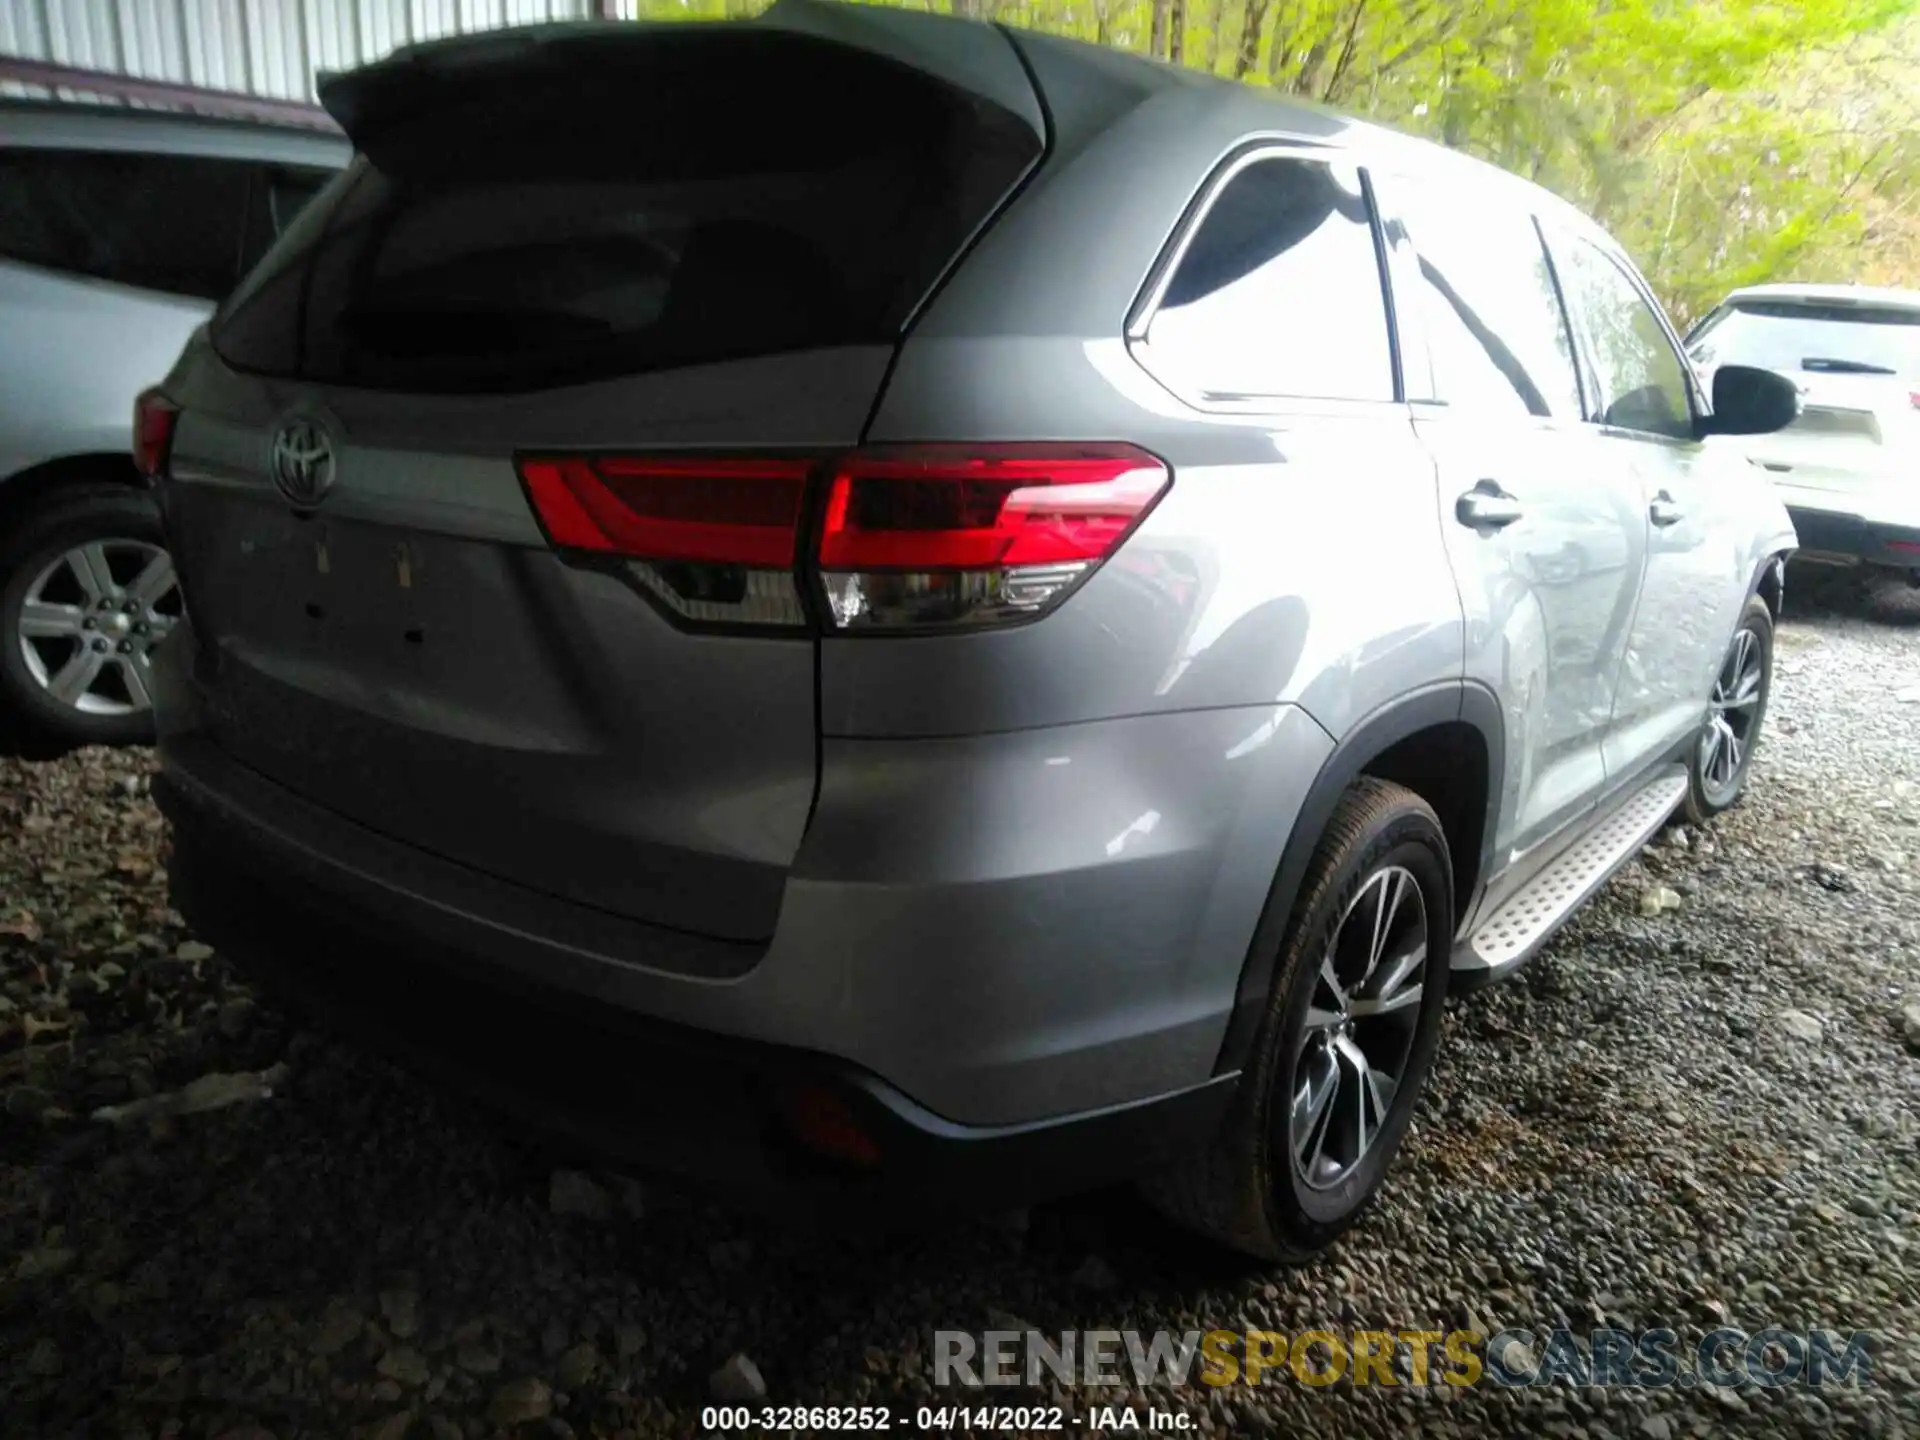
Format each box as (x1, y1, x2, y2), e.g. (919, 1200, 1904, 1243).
(0, 58, 340, 133)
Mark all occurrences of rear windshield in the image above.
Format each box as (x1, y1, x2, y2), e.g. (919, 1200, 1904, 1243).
(1688, 299, 1920, 379)
(211, 30, 1040, 394)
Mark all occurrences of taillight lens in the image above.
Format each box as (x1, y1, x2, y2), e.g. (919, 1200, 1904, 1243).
(517, 454, 816, 627)
(815, 443, 1170, 630)
(515, 444, 1171, 632)
(133, 388, 180, 483)
(517, 455, 812, 566)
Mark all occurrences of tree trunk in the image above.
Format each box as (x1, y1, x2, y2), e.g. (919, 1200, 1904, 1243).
(1292, 34, 1331, 96)
(1169, 0, 1187, 64)
(1234, 0, 1269, 80)
(1150, 0, 1171, 59)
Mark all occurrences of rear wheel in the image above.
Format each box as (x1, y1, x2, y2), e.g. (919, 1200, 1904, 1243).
(0, 485, 180, 747)
(1144, 778, 1452, 1261)
(1682, 594, 1772, 826)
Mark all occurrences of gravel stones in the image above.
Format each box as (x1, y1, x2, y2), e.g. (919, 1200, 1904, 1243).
(312, 1298, 366, 1358)
(1777, 1009, 1825, 1042)
(487, 1377, 552, 1428)
(1639, 885, 1684, 916)
(379, 1285, 421, 1340)
(2, 569, 1917, 1438)
(376, 1345, 431, 1388)
(547, 1169, 611, 1221)
(709, 1353, 767, 1402)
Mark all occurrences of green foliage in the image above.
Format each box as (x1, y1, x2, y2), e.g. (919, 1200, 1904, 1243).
(634, 0, 1920, 312)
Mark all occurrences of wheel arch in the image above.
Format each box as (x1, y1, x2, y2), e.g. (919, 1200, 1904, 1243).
(1753, 550, 1789, 619)
(0, 452, 145, 532)
(1212, 682, 1503, 1075)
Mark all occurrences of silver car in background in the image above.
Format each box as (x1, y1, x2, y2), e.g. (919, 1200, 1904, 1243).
(146, 1, 1800, 1259)
(0, 100, 344, 744)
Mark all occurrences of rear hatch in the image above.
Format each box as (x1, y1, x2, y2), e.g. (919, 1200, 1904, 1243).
(1690, 294, 1920, 501)
(156, 14, 1042, 943)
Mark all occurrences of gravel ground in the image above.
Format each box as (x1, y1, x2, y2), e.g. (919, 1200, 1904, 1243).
(3, 566, 1918, 1440)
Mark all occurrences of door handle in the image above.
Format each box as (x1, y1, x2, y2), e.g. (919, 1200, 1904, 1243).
(1455, 480, 1524, 531)
(1649, 492, 1685, 527)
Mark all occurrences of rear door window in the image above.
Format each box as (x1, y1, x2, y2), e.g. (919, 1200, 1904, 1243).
(0, 147, 252, 300)
(1137, 155, 1393, 404)
(1395, 186, 1584, 420)
(211, 32, 1041, 394)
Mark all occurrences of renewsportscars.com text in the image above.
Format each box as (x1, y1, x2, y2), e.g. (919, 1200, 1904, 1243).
(934, 1326, 1873, 1390)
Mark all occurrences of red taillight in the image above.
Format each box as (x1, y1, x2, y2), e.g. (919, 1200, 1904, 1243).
(133, 388, 179, 482)
(816, 443, 1170, 630)
(517, 455, 812, 567)
(514, 443, 1171, 632)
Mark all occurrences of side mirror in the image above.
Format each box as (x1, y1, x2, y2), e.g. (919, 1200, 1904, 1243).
(1698, 364, 1800, 438)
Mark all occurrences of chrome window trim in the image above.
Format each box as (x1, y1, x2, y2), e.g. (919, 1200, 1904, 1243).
(1121, 139, 1400, 417)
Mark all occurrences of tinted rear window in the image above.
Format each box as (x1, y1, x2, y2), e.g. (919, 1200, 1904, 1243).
(0, 147, 252, 300)
(211, 31, 1040, 394)
(1137, 156, 1393, 404)
(1688, 300, 1920, 378)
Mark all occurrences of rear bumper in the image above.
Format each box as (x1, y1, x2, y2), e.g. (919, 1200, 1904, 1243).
(1785, 504, 1920, 569)
(151, 618, 1332, 1198)
(160, 792, 1234, 1214)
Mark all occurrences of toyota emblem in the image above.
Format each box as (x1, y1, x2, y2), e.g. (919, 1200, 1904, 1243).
(270, 417, 336, 509)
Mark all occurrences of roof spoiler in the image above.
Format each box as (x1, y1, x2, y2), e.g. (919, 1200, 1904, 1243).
(317, 3, 1040, 146)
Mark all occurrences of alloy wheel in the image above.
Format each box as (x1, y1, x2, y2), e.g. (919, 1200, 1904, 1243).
(1700, 624, 1764, 802)
(15, 540, 180, 717)
(1288, 864, 1429, 1192)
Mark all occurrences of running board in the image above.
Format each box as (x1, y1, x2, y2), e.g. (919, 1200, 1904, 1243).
(1451, 767, 1689, 990)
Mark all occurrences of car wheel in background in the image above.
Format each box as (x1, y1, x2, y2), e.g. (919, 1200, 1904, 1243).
(1682, 594, 1774, 826)
(1144, 778, 1453, 1261)
(0, 485, 180, 748)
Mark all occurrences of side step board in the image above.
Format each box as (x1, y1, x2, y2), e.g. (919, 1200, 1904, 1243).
(1451, 766, 1689, 990)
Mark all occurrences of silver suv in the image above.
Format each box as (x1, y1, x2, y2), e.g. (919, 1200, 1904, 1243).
(0, 99, 344, 744)
(146, 4, 1800, 1259)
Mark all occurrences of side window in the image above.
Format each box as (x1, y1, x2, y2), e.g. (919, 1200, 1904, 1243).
(1397, 187, 1583, 419)
(239, 163, 339, 275)
(1139, 155, 1393, 404)
(0, 148, 251, 301)
(1552, 235, 1695, 440)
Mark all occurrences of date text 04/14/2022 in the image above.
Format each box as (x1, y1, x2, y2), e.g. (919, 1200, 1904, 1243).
(699, 1404, 1190, 1431)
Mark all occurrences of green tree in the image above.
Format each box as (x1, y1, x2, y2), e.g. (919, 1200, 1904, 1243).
(631, 0, 1920, 306)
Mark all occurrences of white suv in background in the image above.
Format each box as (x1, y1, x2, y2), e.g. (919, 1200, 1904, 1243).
(0, 100, 345, 745)
(1687, 283, 1920, 585)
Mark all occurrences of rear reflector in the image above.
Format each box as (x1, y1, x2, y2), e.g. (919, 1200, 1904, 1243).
(776, 1082, 881, 1168)
(133, 388, 180, 482)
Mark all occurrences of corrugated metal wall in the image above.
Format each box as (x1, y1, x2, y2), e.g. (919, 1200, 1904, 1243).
(1, 0, 646, 104)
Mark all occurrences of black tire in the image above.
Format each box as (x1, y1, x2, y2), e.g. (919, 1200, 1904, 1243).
(0, 484, 169, 748)
(1143, 777, 1453, 1261)
(1681, 594, 1773, 827)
